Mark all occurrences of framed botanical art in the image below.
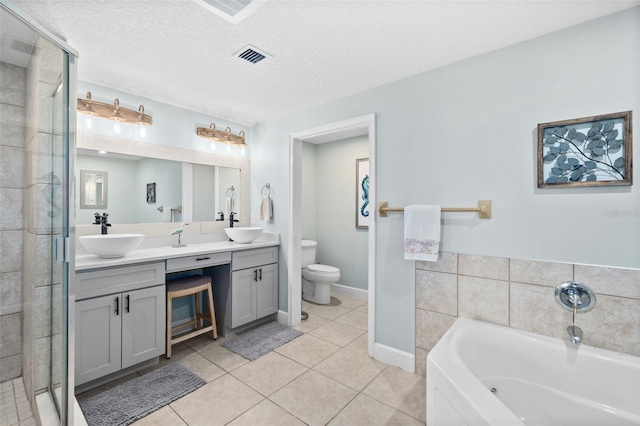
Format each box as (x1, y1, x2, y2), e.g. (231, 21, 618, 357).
(538, 111, 632, 188)
(356, 158, 370, 229)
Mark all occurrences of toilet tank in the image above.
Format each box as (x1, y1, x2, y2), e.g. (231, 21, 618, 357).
(301, 240, 317, 268)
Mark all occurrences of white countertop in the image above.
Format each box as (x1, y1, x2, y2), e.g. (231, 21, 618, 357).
(75, 232, 280, 271)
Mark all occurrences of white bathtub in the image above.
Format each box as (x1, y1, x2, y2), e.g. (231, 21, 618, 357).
(426, 318, 640, 426)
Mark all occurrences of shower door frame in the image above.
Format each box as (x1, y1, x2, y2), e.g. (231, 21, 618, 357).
(0, 1, 78, 424)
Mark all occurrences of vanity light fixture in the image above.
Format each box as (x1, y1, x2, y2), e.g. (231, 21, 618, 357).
(196, 123, 247, 149)
(76, 91, 153, 127)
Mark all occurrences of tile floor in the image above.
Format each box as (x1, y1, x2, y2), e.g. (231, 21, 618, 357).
(77, 293, 426, 426)
(0, 378, 36, 426)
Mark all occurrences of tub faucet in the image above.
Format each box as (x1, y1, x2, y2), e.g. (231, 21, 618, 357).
(567, 324, 582, 345)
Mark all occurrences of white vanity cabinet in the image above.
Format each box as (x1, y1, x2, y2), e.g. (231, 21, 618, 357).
(230, 247, 278, 328)
(74, 262, 166, 387)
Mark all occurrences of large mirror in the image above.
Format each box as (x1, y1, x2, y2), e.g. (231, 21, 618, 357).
(76, 132, 248, 227)
(79, 170, 108, 209)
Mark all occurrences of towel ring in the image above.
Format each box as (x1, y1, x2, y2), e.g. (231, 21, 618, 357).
(261, 183, 271, 196)
(226, 186, 234, 196)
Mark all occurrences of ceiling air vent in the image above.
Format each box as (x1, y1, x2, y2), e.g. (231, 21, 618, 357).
(193, 0, 267, 25)
(234, 45, 271, 65)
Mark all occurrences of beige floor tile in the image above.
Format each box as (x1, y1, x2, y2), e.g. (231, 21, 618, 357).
(335, 310, 368, 331)
(294, 313, 329, 333)
(313, 349, 385, 391)
(362, 367, 426, 422)
(301, 300, 315, 311)
(183, 333, 227, 352)
(331, 294, 367, 310)
(199, 343, 249, 372)
(227, 399, 305, 426)
(344, 333, 369, 356)
(270, 370, 357, 426)
(309, 321, 365, 347)
(139, 342, 196, 375)
(275, 334, 340, 368)
(328, 393, 425, 426)
(231, 352, 307, 396)
(355, 303, 368, 314)
(305, 304, 351, 320)
(131, 406, 187, 426)
(178, 352, 225, 382)
(170, 374, 263, 426)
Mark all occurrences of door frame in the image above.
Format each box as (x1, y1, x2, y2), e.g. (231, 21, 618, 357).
(288, 114, 376, 356)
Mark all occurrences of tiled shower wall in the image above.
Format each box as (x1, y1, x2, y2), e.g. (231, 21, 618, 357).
(414, 252, 640, 375)
(22, 37, 64, 400)
(0, 62, 26, 382)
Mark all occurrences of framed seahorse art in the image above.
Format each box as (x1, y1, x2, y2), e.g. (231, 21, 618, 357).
(356, 158, 370, 229)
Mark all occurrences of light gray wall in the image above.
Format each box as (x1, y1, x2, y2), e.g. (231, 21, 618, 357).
(251, 8, 640, 354)
(315, 136, 369, 290)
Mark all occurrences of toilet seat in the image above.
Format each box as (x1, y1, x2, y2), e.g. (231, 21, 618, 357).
(307, 264, 339, 274)
(302, 264, 340, 283)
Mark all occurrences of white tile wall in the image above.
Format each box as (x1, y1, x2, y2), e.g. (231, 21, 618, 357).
(415, 253, 640, 375)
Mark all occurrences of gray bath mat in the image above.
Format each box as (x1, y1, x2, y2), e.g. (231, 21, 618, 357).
(79, 363, 205, 426)
(222, 321, 303, 361)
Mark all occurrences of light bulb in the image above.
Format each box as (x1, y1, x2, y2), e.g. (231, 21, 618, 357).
(210, 142, 216, 151)
(139, 126, 146, 138)
(84, 116, 93, 130)
(226, 144, 231, 153)
(240, 146, 246, 156)
(113, 119, 121, 134)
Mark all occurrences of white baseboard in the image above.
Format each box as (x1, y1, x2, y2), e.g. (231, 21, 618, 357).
(373, 342, 415, 373)
(331, 283, 368, 300)
(277, 310, 289, 325)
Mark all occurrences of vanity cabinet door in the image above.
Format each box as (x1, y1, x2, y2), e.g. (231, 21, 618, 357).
(230, 268, 257, 328)
(121, 286, 165, 369)
(256, 263, 278, 319)
(75, 295, 122, 386)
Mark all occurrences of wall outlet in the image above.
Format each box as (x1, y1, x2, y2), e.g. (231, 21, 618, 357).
(251, 214, 256, 225)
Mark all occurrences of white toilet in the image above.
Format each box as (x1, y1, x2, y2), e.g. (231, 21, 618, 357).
(301, 240, 340, 304)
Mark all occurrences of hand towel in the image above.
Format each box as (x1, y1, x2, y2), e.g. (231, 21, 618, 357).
(225, 196, 234, 217)
(260, 196, 272, 221)
(404, 205, 441, 261)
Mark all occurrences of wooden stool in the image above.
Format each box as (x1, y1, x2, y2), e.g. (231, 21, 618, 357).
(166, 275, 217, 358)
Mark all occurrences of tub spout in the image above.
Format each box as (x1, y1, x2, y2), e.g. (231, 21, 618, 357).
(567, 325, 582, 345)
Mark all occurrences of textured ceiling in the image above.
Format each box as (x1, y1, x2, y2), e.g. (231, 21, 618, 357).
(10, 0, 640, 126)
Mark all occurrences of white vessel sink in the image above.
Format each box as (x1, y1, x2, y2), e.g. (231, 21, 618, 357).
(79, 234, 145, 258)
(225, 227, 263, 244)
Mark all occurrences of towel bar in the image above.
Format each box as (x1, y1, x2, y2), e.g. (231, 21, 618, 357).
(378, 200, 492, 219)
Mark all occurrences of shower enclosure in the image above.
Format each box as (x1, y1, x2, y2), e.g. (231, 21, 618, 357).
(0, 2, 77, 424)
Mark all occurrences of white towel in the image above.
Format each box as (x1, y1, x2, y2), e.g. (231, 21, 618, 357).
(225, 196, 234, 217)
(404, 205, 441, 261)
(260, 196, 272, 221)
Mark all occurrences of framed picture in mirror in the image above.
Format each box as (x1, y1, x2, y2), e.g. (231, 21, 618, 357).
(147, 182, 156, 203)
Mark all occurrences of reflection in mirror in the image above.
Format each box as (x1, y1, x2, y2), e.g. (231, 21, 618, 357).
(76, 151, 182, 224)
(80, 170, 108, 209)
(192, 164, 241, 221)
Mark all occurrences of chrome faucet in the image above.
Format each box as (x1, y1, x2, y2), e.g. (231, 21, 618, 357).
(555, 281, 596, 346)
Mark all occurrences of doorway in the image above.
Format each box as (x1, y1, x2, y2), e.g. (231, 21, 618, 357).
(288, 114, 376, 355)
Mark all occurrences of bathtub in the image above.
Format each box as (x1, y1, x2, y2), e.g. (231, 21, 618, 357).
(426, 318, 640, 426)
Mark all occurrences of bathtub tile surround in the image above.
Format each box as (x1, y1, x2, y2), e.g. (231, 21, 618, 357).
(415, 253, 640, 374)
